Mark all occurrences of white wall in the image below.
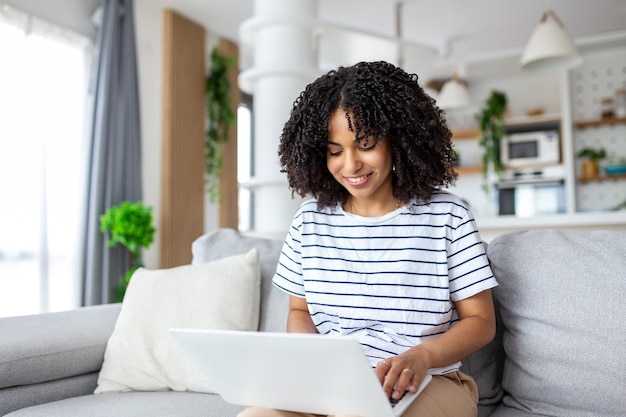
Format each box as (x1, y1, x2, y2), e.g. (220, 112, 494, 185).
(133, 1, 163, 269)
(133, 2, 221, 269)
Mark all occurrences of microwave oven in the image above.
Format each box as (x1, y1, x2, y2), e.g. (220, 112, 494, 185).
(500, 130, 560, 167)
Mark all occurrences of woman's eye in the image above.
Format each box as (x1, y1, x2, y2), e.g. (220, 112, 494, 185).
(359, 141, 376, 151)
(328, 147, 342, 156)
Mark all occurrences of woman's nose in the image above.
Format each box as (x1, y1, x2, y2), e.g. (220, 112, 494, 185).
(343, 150, 362, 173)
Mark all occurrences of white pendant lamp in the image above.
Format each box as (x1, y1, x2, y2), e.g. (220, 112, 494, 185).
(437, 74, 472, 110)
(520, 8, 583, 71)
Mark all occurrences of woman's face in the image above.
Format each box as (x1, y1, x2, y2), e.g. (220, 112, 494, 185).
(326, 109, 394, 206)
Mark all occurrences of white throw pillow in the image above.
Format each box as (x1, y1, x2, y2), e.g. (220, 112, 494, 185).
(95, 248, 260, 394)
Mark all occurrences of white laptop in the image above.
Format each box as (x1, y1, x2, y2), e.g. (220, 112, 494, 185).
(169, 329, 431, 417)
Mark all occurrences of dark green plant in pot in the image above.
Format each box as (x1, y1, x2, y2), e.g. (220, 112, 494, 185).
(577, 147, 606, 179)
(205, 46, 236, 202)
(477, 90, 508, 194)
(100, 201, 155, 302)
(577, 147, 606, 160)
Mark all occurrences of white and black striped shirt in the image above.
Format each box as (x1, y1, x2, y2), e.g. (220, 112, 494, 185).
(273, 191, 498, 375)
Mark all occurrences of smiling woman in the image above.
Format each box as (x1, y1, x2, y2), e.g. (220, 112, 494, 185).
(0, 5, 92, 317)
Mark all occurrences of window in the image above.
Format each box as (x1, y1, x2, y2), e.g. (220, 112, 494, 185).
(237, 92, 254, 232)
(0, 6, 92, 317)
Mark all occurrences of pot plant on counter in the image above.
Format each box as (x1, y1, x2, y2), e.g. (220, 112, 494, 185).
(577, 147, 606, 179)
(100, 201, 156, 301)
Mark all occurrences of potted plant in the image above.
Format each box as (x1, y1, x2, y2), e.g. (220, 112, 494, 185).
(100, 201, 156, 301)
(205, 46, 236, 202)
(476, 90, 508, 195)
(577, 147, 606, 179)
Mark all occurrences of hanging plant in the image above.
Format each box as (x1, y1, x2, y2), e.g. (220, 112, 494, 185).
(476, 90, 508, 194)
(205, 46, 236, 202)
(100, 201, 156, 302)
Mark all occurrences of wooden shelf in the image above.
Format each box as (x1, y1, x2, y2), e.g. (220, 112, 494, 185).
(505, 114, 561, 127)
(452, 129, 479, 140)
(578, 173, 626, 183)
(451, 115, 562, 139)
(574, 116, 626, 129)
(455, 165, 482, 175)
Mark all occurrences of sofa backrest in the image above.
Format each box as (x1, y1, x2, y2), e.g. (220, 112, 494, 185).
(192, 228, 288, 332)
(485, 229, 626, 417)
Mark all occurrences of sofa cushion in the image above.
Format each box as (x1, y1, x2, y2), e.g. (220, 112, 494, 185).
(4, 391, 244, 417)
(95, 249, 260, 394)
(192, 228, 287, 332)
(0, 303, 119, 389)
(461, 295, 504, 407)
(0, 373, 99, 417)
(487, 230, 626, 417)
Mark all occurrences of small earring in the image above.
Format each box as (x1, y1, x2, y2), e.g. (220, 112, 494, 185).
(392, 164, 396, 172)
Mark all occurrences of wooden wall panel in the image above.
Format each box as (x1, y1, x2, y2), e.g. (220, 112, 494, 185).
(218, 38, 240, 230)
(160, 10, 205, 268)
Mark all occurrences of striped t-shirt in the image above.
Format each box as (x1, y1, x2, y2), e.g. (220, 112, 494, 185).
(272, 191, 498, 375)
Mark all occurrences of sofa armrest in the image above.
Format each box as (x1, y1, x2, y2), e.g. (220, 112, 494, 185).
(0, 304, 121, 390)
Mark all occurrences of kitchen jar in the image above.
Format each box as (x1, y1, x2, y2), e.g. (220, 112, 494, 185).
(600, 97, 614, 118)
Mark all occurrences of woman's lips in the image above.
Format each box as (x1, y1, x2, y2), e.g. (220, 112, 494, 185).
(345, 173, 370, 186)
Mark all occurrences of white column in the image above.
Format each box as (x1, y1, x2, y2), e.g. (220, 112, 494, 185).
(239, 0, 319, 238)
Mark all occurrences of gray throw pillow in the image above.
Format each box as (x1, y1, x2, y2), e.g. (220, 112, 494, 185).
(487, 230, 626, 416)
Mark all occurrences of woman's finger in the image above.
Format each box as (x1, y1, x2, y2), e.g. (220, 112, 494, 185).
(374, 359, 391, 385)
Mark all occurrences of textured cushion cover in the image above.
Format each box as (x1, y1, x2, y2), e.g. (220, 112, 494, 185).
(0, 373, 99, 417)
(487, 230, 626, 417)
(192, 228, 287, 332)
(4, 391, 244, 417)
(461, 295, 504, 406)
(0, 304, 119, 389)
(95, 249, 260, 394)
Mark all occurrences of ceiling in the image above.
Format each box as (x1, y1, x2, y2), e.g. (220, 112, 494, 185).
(157, 0, 626, 82)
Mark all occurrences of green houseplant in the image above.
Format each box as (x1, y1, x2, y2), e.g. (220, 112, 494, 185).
(476, 90, 508, 194)
(100, 201, 156, 301)
(577, 147, 606, 179)
(205, 46, 236, 202)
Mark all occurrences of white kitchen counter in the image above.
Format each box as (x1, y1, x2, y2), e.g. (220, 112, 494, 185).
(475, 211, 626, 242)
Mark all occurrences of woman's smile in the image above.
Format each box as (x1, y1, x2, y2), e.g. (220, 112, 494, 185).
(345, 173, 371, 186)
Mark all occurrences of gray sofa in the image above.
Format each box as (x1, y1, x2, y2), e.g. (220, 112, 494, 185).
(1, 228, 624, 417)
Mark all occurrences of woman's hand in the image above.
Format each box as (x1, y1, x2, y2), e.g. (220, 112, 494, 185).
(374, 289, 496, 400)
(374, 348, 429, 401)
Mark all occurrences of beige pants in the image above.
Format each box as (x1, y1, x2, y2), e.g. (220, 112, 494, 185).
(237, 371, 479, 417)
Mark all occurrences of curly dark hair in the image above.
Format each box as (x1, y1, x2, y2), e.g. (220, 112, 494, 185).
(278, 61, 457, 209)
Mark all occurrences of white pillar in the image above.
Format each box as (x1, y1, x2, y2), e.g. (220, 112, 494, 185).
(239, 0, 319, 238)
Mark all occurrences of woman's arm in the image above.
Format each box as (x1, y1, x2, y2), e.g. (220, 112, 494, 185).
(375, 288, 496, 400)
(286, 295, 319, 333)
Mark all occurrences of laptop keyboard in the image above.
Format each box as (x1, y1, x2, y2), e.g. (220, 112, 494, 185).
(389, 391, 407, 408)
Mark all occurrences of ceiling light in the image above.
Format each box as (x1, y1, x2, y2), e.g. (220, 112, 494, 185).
(436, 74, 472, 110)
(520, 8, 583, 71)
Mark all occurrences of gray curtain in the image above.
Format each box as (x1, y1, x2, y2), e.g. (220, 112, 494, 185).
(81, 0, 142, 305)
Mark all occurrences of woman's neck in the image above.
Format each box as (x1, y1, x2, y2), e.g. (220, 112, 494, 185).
(344, 197, 402, 217)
